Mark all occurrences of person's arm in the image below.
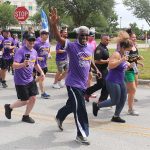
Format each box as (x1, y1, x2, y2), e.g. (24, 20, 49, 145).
(91, 61, 102, 78)
(13, 61, 28, 69)
(108, 52, 127, 69)
(34, 63, 45, 80)
(95, 59, 109, 65)
(56, 49, 65, 53)
(49, 7, 66, 47)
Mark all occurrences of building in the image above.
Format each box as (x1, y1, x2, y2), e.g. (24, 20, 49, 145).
(3, 0, 38, 16)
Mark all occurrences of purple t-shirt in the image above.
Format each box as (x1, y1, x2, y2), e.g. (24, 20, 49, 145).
(2, 38, 14, 60)
(65, 40, 93, 89)
(0, 35, 4, 49)
(56, 41, 68, 61)
(34, 40, 50, 68)
(14, 46, 38, 85)
(106, 61, 128, 84)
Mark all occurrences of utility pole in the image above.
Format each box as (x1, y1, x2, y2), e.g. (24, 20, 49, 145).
(120, 17, 122, 29)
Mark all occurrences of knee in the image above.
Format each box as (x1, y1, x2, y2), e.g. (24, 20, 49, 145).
(28, 96, 36, 104)
(128, 87, 136, 94)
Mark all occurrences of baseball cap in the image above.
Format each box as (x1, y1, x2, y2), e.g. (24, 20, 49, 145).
(2, 29, 10, 33)
(26, 33, 36, 41)
(40, 29, 49, 34)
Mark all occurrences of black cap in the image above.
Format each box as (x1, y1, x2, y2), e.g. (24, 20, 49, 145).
(2, 29, 10, 32)
(26, 33, 36, 41)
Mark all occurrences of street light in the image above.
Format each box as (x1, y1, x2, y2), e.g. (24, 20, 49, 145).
(120, 17, 122, 29)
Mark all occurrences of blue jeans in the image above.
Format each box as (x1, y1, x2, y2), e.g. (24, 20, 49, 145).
(98, 80, 127, 116)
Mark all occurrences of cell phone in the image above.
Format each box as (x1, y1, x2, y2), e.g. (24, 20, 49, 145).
(25, 54, 30, 60)
(25, 54, 30, 67)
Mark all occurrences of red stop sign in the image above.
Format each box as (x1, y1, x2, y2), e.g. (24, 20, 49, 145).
(14, 7, 29, 22)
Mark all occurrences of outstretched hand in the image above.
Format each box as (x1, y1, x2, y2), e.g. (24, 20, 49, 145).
(49, 7, 60, 25)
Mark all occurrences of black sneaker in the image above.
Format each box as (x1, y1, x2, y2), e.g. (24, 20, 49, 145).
(55, 117, 63, 131)
(4, 104, 12, 119)
(75, 136, 90, 145)
(92, 102, 99, 117)
(2, 80, 8, 88)
(111, 116, 126, 123)
(22, 115, 35, 123)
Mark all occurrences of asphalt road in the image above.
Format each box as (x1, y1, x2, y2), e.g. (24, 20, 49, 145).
(0, 73, 150, 150)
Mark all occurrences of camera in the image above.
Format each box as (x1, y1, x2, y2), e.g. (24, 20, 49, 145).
(25, 54, 30, 67)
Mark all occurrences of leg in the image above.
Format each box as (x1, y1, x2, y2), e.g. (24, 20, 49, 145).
(98, 81, 121, 108)
(114, 81, 127, 116)
(127, 81, 136, 110)
(24, 96, 36, 116)
(69, 87, 89, 137)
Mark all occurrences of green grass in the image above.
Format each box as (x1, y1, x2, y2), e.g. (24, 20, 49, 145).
(48, 45, 150, 80)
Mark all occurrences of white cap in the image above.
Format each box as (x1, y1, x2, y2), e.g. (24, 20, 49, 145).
(40, 29, 49, 34)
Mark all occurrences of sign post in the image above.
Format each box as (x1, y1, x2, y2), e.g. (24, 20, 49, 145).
(14, 7, 29, 41)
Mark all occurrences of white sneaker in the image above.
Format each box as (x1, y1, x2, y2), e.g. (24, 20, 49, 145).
(58, 81, 64, 88)
(52, 83, 60, 89)
(128, 109, 139, 116)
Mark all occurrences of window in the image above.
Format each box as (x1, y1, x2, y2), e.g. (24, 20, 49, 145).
(28, 6, 32, 10)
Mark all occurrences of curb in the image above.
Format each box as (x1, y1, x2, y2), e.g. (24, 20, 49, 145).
(46, 73, 150, 86)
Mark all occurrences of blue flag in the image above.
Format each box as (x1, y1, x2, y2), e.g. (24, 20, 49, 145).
(41, 10, 49, 32)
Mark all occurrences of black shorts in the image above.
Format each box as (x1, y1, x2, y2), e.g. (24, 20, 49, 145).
(33, 67, 48, 76)
(1, 58, 12, 70)
(15, 80, 39, 101)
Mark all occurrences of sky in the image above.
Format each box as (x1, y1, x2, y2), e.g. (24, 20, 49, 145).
(114, 0, 149, 30)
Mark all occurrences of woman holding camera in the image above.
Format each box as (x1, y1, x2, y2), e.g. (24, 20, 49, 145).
(125, 29, 144, 116)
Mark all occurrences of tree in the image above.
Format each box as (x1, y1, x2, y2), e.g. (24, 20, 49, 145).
(129, 22, 142, 37)
(123, 0, 150, 26)
(106, 11, 118, 34)
(29, 12, 41, 26)
(36, 0, 115, 26)
(0, 3, 18, 28)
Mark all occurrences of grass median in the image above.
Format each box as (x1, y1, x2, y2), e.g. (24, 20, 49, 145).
(48, 47, 150, 80)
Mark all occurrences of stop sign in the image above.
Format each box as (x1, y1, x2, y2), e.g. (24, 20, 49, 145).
(14, 7, 29, 22)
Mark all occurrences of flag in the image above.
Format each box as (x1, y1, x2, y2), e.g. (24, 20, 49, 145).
(41, 10, 49, 32)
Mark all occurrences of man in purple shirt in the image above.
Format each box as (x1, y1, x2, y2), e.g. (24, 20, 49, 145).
(1, 29, 15, 88)
(34, 29, 51, 99)
(49, 7, 101, 145)
(4, 33, 45, 123)
(52, 27, 68, 89)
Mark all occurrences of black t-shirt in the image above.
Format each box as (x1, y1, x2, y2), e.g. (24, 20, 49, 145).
(94, 43, 109, 71)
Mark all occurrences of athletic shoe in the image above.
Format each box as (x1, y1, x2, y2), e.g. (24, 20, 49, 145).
(111, 116, 126, 123)
(128, 109, 139, 116)
(41, 92, 50, 99)
(22, 115, 35, 123)
(92, 102, 99, 117)
(55, 117, 63, 131)
(75, 136, 90, 145)
(52, 83, 60, 89)
(2, 81, 8, 88)
(4, 104, 12, 119)
(58, 81, 64, 88)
